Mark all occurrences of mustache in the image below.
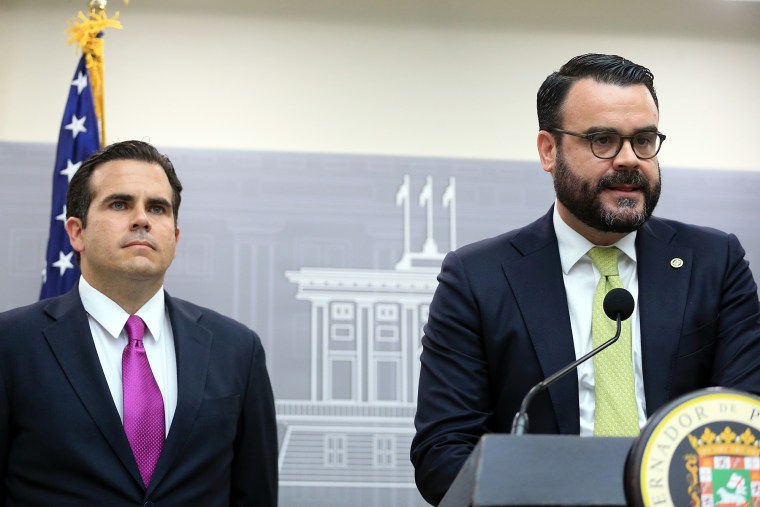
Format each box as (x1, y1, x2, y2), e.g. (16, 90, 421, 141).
(596, 170, 650, 190)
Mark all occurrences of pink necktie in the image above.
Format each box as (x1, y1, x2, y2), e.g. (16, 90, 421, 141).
(122, 315, 165, 487)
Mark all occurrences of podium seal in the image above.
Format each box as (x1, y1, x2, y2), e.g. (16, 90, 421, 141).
(625, 388, 760, 507)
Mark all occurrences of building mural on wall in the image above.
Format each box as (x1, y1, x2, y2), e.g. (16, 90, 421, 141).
(280, 175, 455, 489)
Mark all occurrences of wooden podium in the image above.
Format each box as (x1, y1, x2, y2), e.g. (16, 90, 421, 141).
(439, 435, 634, 507)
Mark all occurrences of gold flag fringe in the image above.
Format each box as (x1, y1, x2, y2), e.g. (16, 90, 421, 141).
(65, 10, 122, 146)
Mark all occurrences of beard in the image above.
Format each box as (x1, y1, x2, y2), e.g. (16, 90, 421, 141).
(552, 150, 661, 233)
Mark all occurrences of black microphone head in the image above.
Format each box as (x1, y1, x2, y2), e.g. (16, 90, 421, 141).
(603, 288, 635, 321)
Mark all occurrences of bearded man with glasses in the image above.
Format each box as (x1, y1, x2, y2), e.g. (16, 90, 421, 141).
(411, 53, 760, 506)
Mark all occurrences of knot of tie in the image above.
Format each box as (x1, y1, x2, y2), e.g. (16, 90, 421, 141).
(125, 315, 146, 344)
(588, 246, 621, 277)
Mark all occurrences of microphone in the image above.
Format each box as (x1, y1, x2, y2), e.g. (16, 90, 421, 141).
(510, 288, 635, 435)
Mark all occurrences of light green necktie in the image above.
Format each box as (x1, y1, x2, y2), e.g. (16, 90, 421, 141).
(587, 246, 639, 437)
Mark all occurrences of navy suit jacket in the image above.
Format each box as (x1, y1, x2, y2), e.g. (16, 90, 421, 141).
(411, 209, 760, 505)
(0, 287, 278, 506)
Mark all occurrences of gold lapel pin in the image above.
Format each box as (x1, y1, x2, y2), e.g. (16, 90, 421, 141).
(670, 258, 684, 269)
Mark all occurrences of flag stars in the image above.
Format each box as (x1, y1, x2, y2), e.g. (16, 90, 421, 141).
(42, 57, 97, 298)
(71, 72, 88, 95)
(60, 159, 82, 182)
(56, 205, 67, 223)
(64, 115, 87, 139)
(52, 251, 75, 277)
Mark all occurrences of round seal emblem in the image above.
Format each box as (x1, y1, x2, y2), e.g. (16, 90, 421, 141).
(625, 388, 760, 507)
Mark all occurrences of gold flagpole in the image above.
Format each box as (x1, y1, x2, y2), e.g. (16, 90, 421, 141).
(66, 0, 122, 146)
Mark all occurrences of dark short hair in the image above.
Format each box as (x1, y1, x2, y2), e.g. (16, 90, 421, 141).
(67, 140, 183, 228)
(537, 53, 658, 132)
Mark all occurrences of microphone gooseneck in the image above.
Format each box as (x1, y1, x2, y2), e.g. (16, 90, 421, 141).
(510, 288, 635, 435)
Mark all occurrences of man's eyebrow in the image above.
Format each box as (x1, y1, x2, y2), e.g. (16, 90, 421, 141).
(147, 197, 173, 209)
(584, 125, 617, 133)
(584, 125, 659, 134)
(633, 125, 659, 133)
(101, 193, 134, 204)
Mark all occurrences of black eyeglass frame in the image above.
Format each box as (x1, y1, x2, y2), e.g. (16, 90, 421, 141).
(548, 128, 666, 160)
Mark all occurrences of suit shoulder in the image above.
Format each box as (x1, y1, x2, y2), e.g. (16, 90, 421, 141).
(0, 299, 46, 321)
(0, 296, 67, 356)
(168, 297, 261, 343)
(649, 216, 740, 246)
(0, 296, 60, 332)
(457, 229, 519, 256)
(453, 214, 552, 264)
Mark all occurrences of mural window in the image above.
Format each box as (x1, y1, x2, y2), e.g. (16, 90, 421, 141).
(324, 434, 348, 467)
(375, 303, 398, 322)
(375, 324, 399, 343)
(330, 323, 355, 342)
(331, 302, 354, 320)
(373, 435, 396, 468)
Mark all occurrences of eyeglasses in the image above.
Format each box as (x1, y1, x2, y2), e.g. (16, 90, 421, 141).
(549, 128, 666, 160)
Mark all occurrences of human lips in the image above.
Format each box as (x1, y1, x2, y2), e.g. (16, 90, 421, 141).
(597, 170, 649, 191)
(605, 184, 641, 194)
(122, 238, 156, 250)
(597, 171, 649, 198)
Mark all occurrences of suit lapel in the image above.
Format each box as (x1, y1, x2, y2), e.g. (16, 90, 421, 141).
(147, 295, 213, 493)
(502, 210, 580, 434)
(636, 218, 692, 415)
(42, 289, 144, 486)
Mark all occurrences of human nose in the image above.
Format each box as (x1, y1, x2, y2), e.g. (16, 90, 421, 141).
(612, 138, 640, 169)
(130, 208, 151, 231)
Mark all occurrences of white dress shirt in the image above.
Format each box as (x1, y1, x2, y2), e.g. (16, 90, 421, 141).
(552, 204, 647, 435)
(78, 276, 178, 436)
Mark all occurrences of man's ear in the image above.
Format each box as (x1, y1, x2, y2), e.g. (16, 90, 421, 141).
(537, 130, 558, 174)
(66, 217, 85, 255)
(173, 227, 180, 259)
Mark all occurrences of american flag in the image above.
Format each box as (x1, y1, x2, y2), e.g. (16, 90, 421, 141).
(40, 55, 100, 299)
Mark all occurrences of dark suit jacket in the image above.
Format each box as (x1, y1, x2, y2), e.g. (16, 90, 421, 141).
(410, 209, 760, 505)
(0, 287, 278, 506)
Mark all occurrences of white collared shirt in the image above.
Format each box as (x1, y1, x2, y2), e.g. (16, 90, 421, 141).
(552, 204, 647, 435)
(79, 276, 178, 436)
